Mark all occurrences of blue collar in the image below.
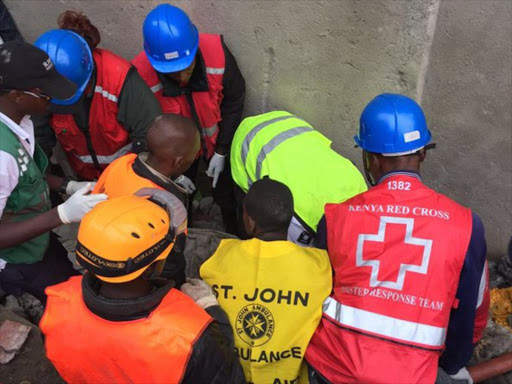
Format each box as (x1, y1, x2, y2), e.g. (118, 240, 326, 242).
(377, 170, 422, 185)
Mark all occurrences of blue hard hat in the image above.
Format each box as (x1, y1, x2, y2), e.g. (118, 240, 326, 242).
(35, 29, 93, 106)
(143, 4, 199, 74)
(355, 93, 432, 156)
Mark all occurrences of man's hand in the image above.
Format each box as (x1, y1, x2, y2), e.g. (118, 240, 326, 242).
(206, 152, 226, 188)
(174, 175, 196, 194)
(66, 181, 96, 195)
(57, 183, 107, 224)
(449, 368, 473, 384)
(180, 278, 218, 309)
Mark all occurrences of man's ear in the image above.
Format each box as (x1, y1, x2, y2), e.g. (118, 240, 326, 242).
(6, 90, 21, 104)
(418, 149, 427, 163)
(242, 206, 256, 237)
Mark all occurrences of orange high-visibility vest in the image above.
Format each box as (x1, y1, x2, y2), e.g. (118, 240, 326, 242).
(41, 276, 212, 384)
(306, 174, 472, 384)
(51, 49, 132, 180)
(132, 34, 225, 159)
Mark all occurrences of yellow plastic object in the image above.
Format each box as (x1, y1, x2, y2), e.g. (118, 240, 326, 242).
(489, 287, 512, 331)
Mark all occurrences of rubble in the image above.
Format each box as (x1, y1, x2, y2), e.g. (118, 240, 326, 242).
(0, 320, 31, 364)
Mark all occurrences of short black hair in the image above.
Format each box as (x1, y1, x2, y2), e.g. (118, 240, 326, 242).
(244, 178, 294, 232)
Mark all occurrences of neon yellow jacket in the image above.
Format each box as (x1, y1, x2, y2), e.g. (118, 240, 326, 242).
(231, 111, 367, 232)
(200, 238, 332, 384)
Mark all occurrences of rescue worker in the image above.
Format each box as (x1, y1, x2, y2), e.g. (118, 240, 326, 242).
(305, 93, 490, 384)
(40, 191, 245, 383)
(200, 178, 332, 383)
(132, 3, 245, 234)
(0, 41, 107, 303)
(33, 11, 161, 181)
(92, 114, 200, 285)
(231, 111, 367, 246)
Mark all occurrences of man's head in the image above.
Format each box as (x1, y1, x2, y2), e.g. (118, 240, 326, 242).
(146, 114, 199, 178)
(0, 41, 76, 117)
(243, 178, 294, 239)
(355, 93, 434, 185)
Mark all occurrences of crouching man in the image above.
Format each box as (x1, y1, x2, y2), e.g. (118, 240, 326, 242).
(40, 189, 245, 383)
(200, 178, 332, 383)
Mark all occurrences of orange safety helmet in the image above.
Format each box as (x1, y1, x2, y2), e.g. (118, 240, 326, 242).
(76, 188, 187, 283)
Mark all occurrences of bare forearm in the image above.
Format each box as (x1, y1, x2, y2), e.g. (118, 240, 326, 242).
(46, 173, 65, 192)
(0, 208, 62, 249)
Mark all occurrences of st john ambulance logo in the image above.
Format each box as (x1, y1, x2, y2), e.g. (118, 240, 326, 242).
(236, 304, 274, 347)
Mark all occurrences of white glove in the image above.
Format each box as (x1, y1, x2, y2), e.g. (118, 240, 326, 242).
(57, 183, 107, 224)
(449, 368, 473, 384)
(66, 180, 96, 195)
(180, 278, 218, 309)
(205, 152, 226, 189)
(174, 175, 196, 194)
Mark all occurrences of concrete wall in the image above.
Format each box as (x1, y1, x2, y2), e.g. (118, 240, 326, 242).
(5, 0, 511, 256)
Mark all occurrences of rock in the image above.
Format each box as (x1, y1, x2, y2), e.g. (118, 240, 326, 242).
(17, 293, 44, 324)
(192, 199, 200, 212)
(3, 296, 26, 320)
(0, 320, 31, 364)
(198, 197, 214, 214)
(0, 306, 64, 384)
(471, 318, 512, 365)
(489, 261, 508, 289)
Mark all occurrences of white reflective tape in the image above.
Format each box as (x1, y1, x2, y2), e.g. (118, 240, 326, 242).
(476, 260, 487, 309)
(206, 67, 225, 75)
(202, 124, 218, 137)
(164, 51, 179, 60)
(94, 86, 118, 103)
(75, 142, 132, 164)
(323, 297, 446, 347)
(151, 83, 163, 93)
(404, 130, 421, 143)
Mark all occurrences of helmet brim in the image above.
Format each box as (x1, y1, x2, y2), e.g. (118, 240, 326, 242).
(146, 43, 198, 74)
(50, 67, 93, 106)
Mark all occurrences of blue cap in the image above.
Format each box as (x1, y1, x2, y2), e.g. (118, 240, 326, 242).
(143, 4, 199, 73)
(355, 93, 432, 156)
(35, 29, 93, 105)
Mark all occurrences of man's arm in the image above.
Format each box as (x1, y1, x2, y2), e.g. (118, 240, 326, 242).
(315, 215, 328, 250)
(439, 213, 488, 374)
(181, 305, 246, 383)
(215, 37, 246, 155)
(117, 67, 162, 153)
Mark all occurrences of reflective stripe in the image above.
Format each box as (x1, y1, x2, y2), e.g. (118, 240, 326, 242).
(206, 67, 225, 75)
(476, 260, 487, 308)
(151, 83, 163, 93)
(254, 126, 313, 180)
(202, 124, 218, 137)
(241, 115, 297, 166)
(323, 296, 446, 348)
(75, 143, 132, 165)
(94, 86, 118, 103)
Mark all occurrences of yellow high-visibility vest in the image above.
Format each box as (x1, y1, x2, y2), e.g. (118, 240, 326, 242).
(200, 238, 332, 384)
(230, 111, 367, 233)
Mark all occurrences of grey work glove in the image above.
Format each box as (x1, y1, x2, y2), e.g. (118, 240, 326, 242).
(66, 180, 96, 195)
(180, 278, 218, 309)
(57, 183, 107, 224)
(205, 152, 226, 188)
(174, 175, 196, 194)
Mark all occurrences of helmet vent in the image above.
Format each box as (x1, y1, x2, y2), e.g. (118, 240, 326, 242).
(161, 219, 166, 224)
(131, 232, 140, 239)
(148, 222, 155, 229)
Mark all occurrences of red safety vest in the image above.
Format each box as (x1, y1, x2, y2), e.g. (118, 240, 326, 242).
(306, 173, 472, 384)
(40, 276, 212, 384)
(51, 49, 132, 180)
(132, 34, 225, 159)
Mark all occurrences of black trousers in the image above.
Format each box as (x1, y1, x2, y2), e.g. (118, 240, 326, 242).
(185, 156, 238, 235)
(0, 233, 79, 305)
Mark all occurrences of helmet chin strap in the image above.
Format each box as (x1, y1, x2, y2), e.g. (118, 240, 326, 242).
(363, 151, 377, 186)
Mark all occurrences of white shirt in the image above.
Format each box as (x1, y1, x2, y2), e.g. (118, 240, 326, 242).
(0, 113, 35, 218)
